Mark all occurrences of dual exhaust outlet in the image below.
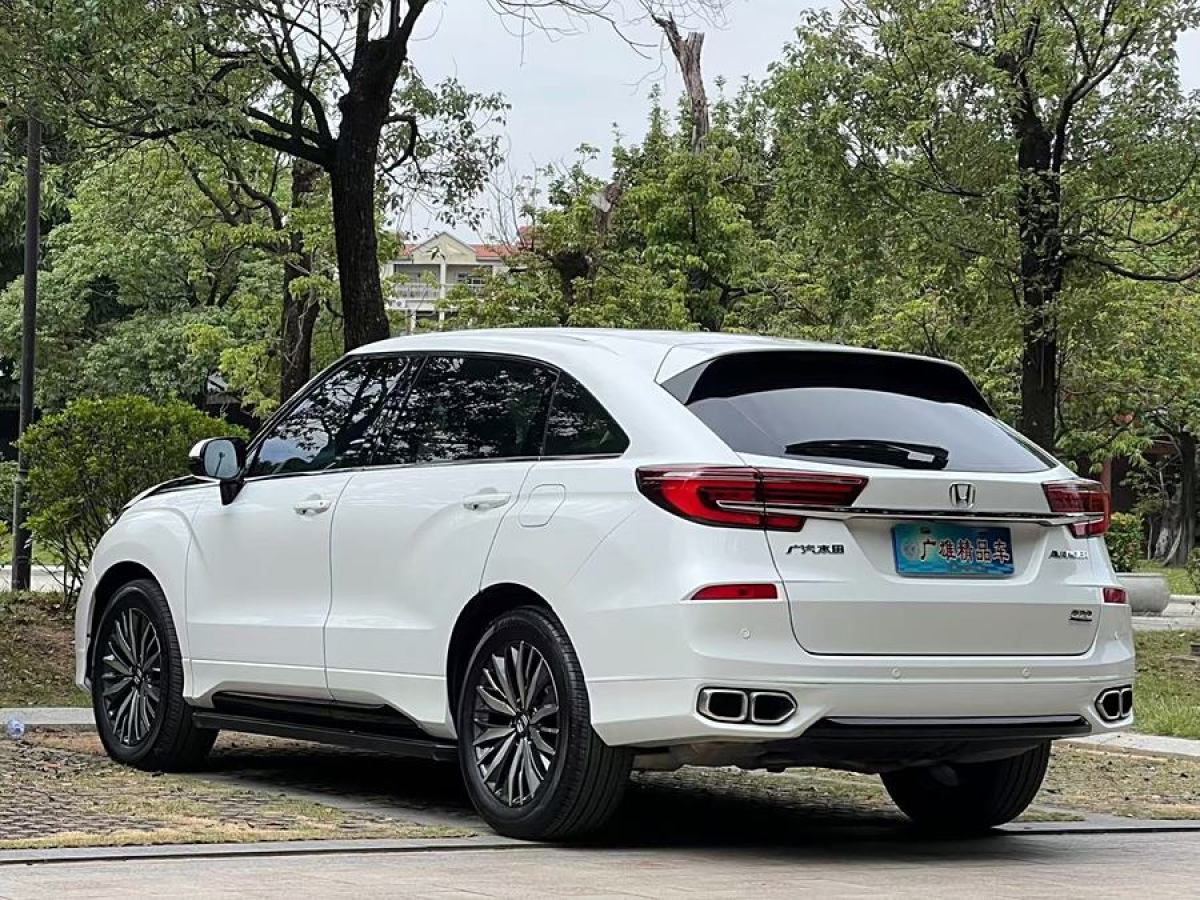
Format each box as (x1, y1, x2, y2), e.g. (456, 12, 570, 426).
(1095, 685, 1133, 723)
(697, 687, 797, 725)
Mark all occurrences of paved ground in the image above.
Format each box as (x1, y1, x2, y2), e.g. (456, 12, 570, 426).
(3, 830, 1200, 897)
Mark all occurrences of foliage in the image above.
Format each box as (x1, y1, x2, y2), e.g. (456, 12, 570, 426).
(18, 396, 245, 601)
(1188, 549, 1200, 594)
(1106, 512, 1144, 573)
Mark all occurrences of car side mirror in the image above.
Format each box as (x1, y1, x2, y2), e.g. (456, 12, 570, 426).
(189, 438, 247, 504)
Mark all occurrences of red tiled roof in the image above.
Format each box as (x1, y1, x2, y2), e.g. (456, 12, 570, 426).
(399, 239, 519, 261)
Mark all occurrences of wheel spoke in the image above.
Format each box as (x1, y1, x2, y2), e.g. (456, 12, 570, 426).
(490, 653, 519, 709)
(473, 725, 514, 747)
(476, 683, 516, 717)
(530, 726, 556, 756)
(530, 702, 558, 724)
(103, 653, 132, 677)
(521, 739, 542, 794)
(102, 675, 132, 698)
(510, 644, 527, 709)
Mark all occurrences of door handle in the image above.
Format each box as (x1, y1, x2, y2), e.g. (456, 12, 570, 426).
(462, 490, 512, 512)
(293, 496, 333, 516)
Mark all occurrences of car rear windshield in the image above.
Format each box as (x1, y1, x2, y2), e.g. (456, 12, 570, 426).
(663, 350, 1054, 473)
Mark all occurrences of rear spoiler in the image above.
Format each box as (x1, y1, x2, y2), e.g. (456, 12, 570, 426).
(661, 349, 993, 415)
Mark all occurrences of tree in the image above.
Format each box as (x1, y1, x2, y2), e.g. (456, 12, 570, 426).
(767, 0, 1200, 451)
(62, 0, 724, 354)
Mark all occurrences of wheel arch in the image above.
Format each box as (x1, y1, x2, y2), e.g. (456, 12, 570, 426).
(446, 582, 555, 712)
(87, 561, 162, 670)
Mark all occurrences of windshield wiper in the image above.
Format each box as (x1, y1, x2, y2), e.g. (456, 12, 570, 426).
(783, 439, 950, 470)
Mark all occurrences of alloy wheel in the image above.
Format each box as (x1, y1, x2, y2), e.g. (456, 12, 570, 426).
(100, 607, 163, 746)
(470, 640, 561, 807)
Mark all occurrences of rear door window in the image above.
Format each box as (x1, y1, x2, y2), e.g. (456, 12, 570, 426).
(374, 355, 556, 465)
(664, 350, 1053, 473)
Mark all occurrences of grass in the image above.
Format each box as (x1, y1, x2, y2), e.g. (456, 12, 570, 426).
(1135, 561, 1197, 596)
(1132, 629, 1200, 739)
(0, 591, 88, 707)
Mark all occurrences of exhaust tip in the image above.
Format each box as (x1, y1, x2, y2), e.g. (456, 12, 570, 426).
(1096, 685, 1133, 723)
(697, 688, 796, 725)
(749, 691, 797, 725)
(697, 688, 749, 723)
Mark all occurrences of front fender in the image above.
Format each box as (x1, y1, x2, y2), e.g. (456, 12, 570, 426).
(75, 487, 208, 694)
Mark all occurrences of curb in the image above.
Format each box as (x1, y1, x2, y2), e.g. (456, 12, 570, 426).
(0, 835, 530, 867)
(1063, 732, 1200, 761)
(1, 707, 95, 732)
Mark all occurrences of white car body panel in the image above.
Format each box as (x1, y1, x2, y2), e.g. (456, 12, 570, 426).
(75, 328, 1134, 761)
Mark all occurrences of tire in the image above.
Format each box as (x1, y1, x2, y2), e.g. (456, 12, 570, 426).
(91, 578, 217, 771)
(455, 605, 632, 840)
(881, 742, 1051, 832)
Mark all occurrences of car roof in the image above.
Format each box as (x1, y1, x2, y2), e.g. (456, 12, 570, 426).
(349, 328, 957, 381)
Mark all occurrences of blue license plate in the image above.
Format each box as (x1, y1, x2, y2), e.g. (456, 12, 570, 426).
(892, 523, 1014, 578)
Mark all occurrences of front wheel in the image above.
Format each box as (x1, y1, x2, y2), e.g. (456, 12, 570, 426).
(881, 742, 1051, 832)
(91, 578, 217, 771)
(456, 606, 632, 840)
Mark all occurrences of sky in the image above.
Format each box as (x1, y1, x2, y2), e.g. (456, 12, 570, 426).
(400, 1, 1200, 240)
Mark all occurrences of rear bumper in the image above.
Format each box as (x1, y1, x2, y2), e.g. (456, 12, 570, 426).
(589, 669, 1135, 748)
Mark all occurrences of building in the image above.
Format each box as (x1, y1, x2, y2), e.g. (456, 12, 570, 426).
(386, 232, 514, 332)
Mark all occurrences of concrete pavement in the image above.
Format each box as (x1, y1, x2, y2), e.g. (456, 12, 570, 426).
(3, 830, 1199, 898)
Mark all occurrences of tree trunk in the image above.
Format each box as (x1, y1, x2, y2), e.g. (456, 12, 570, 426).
(1014, 115, 1063, 453)
(279, 160, 322, 401)
(331, 99, 390, 351)
(1172, 430, 1197, 567)
(654, 16, 709, 155)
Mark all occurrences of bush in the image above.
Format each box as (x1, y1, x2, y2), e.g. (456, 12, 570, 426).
(1187, 548, 1200, 595)
(19, 396, 245, 602)
(1105, 512, 1143, 573)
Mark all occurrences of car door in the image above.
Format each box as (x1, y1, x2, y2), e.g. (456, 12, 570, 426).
(186, 354, 414, 700)
(325, 353, 557, 730)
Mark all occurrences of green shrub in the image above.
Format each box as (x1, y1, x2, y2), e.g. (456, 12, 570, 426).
(19, 396, 245, 602)
(1187, 548, 1200, 594)
(1105, 512, 1143, 573)
(0, 459, 17, 527)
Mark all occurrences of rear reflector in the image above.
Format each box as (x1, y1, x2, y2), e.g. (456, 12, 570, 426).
(690, 584, 779, 601)
(636, 467, 867, 531)
(1103, 587, 1127, 605)
(1043, 480, 1111, 538)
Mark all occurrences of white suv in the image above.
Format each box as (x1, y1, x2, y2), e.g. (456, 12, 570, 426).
(76, 329, 1134, 839)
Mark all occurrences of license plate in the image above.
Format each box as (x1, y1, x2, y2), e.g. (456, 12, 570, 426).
(892, 523, 1014, 578)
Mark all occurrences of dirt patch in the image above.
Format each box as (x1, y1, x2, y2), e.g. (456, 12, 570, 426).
(0, 731, 470, 850)
(0, 591, 87, 707)
(1041, 744, 1200, 819)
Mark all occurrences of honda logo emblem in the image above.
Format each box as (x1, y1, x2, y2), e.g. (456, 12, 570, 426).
(949, 483, 976, 510)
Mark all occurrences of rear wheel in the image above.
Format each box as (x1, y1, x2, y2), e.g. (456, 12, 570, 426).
(881, 742, 1051, 832)
(456, 606, 632, 840)
(91, 578, 216, 771)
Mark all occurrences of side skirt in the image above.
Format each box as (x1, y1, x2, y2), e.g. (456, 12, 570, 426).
(191, 692, 458, 762)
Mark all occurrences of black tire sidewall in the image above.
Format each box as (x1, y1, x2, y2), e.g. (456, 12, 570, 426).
(91, 580, 183, 766)
(455, 608, 587, 835)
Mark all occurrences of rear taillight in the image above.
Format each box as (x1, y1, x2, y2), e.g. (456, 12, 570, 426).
(1043, 480, 1111, 537)
(636, 466, 867, 531)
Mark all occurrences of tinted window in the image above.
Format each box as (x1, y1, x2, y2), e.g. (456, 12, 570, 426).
(669, 351, 1052, 473)
(375, 355, 555, 464)
(544, 374, 628, 456)
(248, 356, 412, 477)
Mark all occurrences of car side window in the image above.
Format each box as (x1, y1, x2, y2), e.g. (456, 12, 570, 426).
(543, 373, 629, 456)
(248, 356, 413, 477)
(374, 355, 556, 465)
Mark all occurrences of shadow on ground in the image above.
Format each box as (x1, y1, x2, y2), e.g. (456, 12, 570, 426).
(204, 736, 1022, 853)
